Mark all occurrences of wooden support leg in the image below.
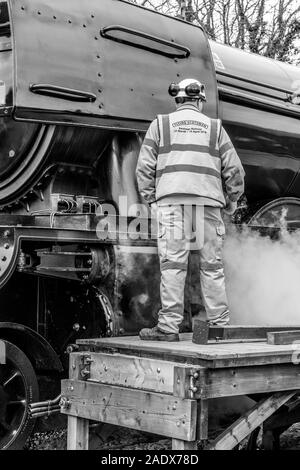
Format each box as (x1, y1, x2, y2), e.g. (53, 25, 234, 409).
(172, 439, 198, 450)
(207, 391, 297, 450)
(197, 399, 208, 440)
(262, 423, 282, 450)
(67, 416, 89, 450)
(262, 429, 276, 450)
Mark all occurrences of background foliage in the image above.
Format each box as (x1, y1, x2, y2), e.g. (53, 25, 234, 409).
(129, 0, 300, 64)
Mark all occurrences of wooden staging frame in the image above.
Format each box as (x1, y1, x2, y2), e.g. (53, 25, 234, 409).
(61, 332, 300, 450)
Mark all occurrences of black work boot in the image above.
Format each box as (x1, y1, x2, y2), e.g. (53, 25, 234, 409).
(139, 326, 179, 342)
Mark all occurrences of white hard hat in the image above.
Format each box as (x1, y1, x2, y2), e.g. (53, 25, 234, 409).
(168, 78, 206, 101)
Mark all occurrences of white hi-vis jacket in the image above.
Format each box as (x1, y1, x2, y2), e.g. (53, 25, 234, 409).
(136, 103, 245, 206)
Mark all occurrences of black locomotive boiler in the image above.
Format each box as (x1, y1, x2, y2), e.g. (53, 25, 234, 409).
(0, 0, 299, 449)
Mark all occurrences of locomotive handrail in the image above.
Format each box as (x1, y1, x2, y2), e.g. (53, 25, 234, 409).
(29, 84, 97, 103)
(216, 70, 294, 98)
(100, 25, 190, 59)
(218, 85, 300, 117)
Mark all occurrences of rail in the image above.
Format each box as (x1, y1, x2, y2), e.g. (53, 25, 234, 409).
(29, 84, 97, 103)
(216, 70, 294, 98)
(100, 25, 190, 59)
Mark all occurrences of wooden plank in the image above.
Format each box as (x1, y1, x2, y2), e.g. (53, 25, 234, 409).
(193, 320, 300, 344)
(76, 334, 300, 368)
(70, 352, 198, 394)
(172, 439, 197, 450)
(267, 331, 300, 345)
(192, 320, 209, 344)
(197, 399, 208, 440)
(213, 325, 300, 341)
(195, 364, 300, 399)
(208, 391, 297, 450)
(61, 379, 197, 441)
(87, 353, 196, 394)
(67, 416, 89, 450)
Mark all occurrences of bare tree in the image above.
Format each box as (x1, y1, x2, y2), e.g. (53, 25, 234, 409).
(129, 0, 300, 63)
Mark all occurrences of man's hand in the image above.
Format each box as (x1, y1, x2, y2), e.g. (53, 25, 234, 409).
(223, 200, 237, 215)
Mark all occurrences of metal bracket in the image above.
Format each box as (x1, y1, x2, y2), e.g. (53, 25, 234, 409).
(189, 371, 200, 398)
(79, 355, 93, 381)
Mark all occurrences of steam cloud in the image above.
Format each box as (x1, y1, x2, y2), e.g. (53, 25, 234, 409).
(224, 227, 300, 325)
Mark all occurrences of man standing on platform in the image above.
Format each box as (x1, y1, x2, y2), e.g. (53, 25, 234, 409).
(136, 78, 245, 342)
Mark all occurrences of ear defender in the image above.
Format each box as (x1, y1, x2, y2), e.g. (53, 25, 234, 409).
(168, 83, 180, 97)
(168, 81, 207, 101)
(185, 83, 207, 101)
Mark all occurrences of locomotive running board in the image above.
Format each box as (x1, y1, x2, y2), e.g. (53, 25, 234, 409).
(192, 319, 300, 344)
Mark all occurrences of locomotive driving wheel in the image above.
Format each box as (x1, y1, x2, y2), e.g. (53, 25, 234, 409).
(0, 341, 39, 450)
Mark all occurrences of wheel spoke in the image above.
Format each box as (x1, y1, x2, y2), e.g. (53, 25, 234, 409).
(3, 371, 20, 388)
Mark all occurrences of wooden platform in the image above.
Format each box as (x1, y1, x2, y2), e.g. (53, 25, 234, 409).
(77, 332, 300, 368)
(61, 333, 300, 450)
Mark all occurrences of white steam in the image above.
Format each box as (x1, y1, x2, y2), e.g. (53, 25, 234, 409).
(224, 227, 300, 325)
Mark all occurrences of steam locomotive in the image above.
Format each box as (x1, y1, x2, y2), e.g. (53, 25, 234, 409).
(0, 0, 300, 449)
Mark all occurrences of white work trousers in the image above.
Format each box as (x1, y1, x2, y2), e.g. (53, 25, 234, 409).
(157, 205, 229, 334)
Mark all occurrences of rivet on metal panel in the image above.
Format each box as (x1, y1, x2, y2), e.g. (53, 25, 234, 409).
(68, 20, 72, 24)
(53, 16, 57, 20)
(83, 24, 86, 28)
(4, 244, 9, 250)
(3, 230, 10, 238)
(38, 11, 41, 15)
(176, 421, 180, 427)
(157, 368, 161, 374)
(21, 6, 25, 11)
(91, 14, 95, 19)
(2, 257, 7, 262)
(98, 73, 102, 77)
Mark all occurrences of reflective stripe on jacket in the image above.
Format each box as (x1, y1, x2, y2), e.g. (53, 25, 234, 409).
(136, 104, 245, 206)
